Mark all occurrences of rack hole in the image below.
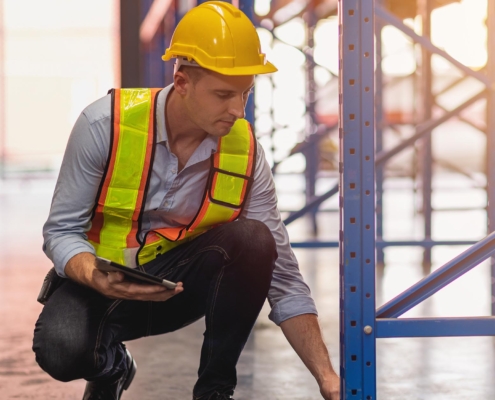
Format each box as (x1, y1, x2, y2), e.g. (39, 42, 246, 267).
(364, 17, 369, 22)
(367, 396, 372, 400)
(350, 148, 355, 154)
(352, 389, 357, 395)
(364, 52, 369, 57)
(349, 114, 355, 120)
(365, 121, 370, 126)
(366, 293, 371, 298)
(350, 286, 356, 292)
(365, 86, 370, 92)
(350, 183, 356, 189)
(350, 252, 356, 258)
(351, 355, 357, 361)
(351, 321, 357, 327)
(348, 10, 354, 16)
(349, 44, 355, 51)
(365, 156, 370, 161)
(366, 259, 370, 264)
(365, 190, 370, 195)
(349, 79, 355, 86)
(350, 217, 356, 224)
(365, 224, 370, 230)
(366, 361, 372, 366)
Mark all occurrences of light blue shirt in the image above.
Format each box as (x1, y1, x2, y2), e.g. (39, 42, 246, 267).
(42, 84, 317, 325)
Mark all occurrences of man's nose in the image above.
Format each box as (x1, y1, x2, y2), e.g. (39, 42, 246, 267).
(229, 96, 246, 119)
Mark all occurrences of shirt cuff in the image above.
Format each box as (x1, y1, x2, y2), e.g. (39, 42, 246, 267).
(268, 294, 318, 326)
(52, 241, 96, 277)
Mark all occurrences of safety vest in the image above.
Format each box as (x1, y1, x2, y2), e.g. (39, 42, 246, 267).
(87, 88, 256, 266)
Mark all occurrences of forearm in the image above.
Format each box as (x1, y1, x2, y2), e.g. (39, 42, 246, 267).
(280, 313, 337, 385)
(65, 252, 98, 286)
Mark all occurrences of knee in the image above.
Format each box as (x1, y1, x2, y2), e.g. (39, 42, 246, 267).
(33, 316, 93, 382)
(227, 219, 277, 265)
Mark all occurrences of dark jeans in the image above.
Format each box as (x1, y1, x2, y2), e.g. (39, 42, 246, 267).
(32, 219, 277, 399)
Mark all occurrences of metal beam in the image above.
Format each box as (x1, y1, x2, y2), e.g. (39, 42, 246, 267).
(283, 183, 338, 226)
(435, 103, 486, 134)
(376, 231, 495, 318)
(375, 90, 486, 167)
(290, 240, 478, 249)
(376, 240, 477, 248)
(375, 4, 492, 88)
(376, 317, 495, 338)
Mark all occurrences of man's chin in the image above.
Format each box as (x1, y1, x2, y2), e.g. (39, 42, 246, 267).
(209, 124, 234, 137)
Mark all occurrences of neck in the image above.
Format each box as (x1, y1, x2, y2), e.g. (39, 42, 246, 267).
(164, 88, 209, 172)
(165, 88, 208, 147)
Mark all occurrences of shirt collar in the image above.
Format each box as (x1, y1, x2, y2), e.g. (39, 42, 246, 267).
(156, 84, 218, 157)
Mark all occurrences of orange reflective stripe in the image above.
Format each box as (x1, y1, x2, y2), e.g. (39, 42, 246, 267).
(187, 120, 255, 232)
(88, 90, 122, 244)
(127, 88, 160, 247)
(152, 226, 187, 241)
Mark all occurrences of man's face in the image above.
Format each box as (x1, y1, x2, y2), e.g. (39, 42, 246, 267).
(182, 70, 255, 137)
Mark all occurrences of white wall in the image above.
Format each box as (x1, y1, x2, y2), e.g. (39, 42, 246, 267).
(2, 0, 119, 172)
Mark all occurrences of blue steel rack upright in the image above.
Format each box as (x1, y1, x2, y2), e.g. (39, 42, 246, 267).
(339, 0, 376, 398)
(340, 0, 495, 398)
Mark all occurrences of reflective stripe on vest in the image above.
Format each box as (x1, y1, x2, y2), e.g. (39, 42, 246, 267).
(87, 88, 256, 266)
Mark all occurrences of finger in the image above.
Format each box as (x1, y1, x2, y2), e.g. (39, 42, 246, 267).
(107, 271, 125, 284)
(130, 284, 184, 302)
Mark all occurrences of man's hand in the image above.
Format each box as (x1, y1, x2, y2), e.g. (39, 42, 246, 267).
(65, 252, 184, 301)
(319, 373, 340, 400)
(280, 314, 340, 400)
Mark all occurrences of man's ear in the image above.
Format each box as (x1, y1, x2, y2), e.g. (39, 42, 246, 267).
(173, 71, 190, 96)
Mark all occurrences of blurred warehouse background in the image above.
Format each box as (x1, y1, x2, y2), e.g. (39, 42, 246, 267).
(0, 0, 494, 399)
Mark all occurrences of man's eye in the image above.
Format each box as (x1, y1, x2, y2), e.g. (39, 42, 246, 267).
(217, 93, 230, 99)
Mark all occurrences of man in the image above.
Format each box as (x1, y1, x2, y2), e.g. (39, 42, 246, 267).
(32, 2, 340, 399)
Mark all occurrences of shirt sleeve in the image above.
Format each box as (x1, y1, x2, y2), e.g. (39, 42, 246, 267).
(241, 142, 318, 325)
(42, 105, 110, 277)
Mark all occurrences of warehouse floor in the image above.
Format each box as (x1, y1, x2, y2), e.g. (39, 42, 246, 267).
(0, 176, 494, 399)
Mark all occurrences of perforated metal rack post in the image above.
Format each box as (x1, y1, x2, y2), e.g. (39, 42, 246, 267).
(338, 0, 376, 398)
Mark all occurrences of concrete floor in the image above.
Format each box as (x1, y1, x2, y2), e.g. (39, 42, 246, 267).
(0, 176, 494, 399)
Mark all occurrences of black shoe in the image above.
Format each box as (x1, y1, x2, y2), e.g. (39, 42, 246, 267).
(194, 391, 235, 400)
(207, 392, 235, 400)
(82, 349, 137, 400)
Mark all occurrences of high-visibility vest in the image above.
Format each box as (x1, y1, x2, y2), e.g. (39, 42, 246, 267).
(87, 88, 256, 266)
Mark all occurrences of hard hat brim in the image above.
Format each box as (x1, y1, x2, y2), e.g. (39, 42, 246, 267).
(163, 54, 278, 76)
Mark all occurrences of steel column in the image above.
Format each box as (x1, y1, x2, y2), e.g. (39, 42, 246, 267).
(375, 0, 384, 276)
(0, 0, 5, 179)
(304, 4, 319, 235)
(487, 0, 495, 317)
(120, 0, 142, 87)
(418, 0, 433, 274)
(141, 0, 167, 88)
(239, 0, 255, 125)
(339, 0, 376, 398)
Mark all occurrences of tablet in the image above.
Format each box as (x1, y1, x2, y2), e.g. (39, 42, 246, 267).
(95, 257, 177, 290)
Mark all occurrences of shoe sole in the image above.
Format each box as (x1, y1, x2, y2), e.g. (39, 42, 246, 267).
(123, 359, 137, 391)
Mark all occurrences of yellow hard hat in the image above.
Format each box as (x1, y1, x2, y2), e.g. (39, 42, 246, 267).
(162, 1, 277, 76)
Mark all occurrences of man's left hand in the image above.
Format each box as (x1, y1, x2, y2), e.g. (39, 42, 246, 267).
(319, 374, 340, 400)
